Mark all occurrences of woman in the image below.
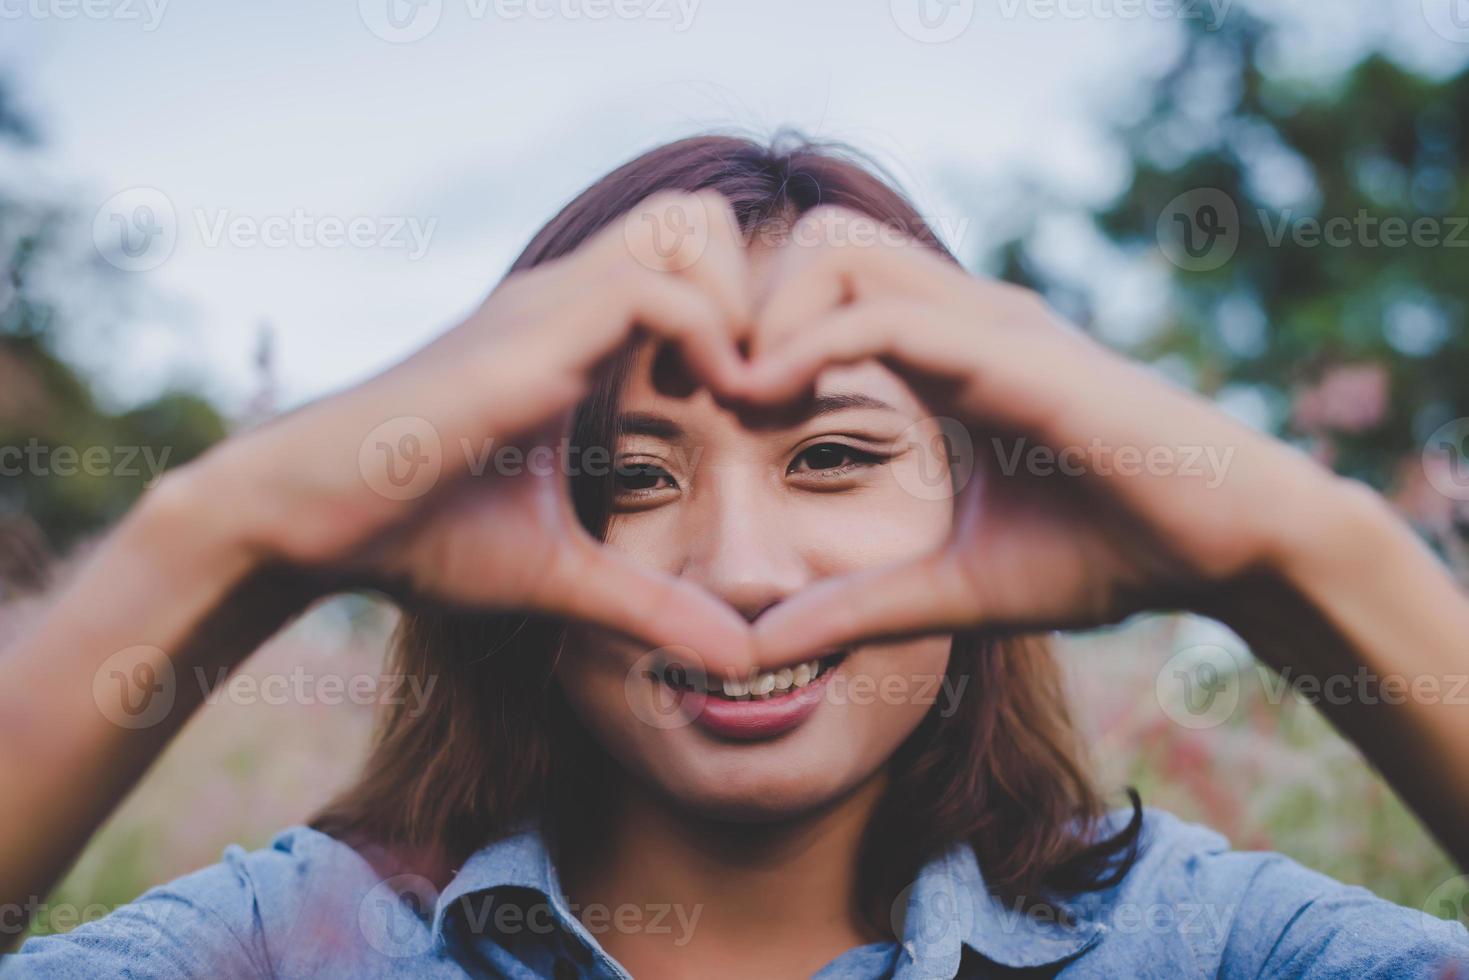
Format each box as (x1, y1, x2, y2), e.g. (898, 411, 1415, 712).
(3, 134, 1468, 978)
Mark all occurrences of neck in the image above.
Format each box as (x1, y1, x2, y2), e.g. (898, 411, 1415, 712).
(560, 773, 891, 979)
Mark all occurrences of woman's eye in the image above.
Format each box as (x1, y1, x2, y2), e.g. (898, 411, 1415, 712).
(788, 443, 886, 477)
(614, 462, 676, 495)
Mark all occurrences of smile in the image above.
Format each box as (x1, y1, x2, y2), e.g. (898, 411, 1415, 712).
(655, 652, 849, 741)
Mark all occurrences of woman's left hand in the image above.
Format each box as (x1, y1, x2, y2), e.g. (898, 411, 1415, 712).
(739, 207, 1469, 872)
(741, 206, 1351, 658)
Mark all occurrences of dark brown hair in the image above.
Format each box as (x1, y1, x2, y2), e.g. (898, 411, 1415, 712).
(313, 133, 1141, 918)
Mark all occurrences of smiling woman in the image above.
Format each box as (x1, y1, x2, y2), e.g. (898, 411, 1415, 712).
(3, 135, 1469, 979)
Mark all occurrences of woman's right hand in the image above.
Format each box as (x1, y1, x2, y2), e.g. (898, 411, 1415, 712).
(0, 191, 756, 924)
(189, 189, 757, 672)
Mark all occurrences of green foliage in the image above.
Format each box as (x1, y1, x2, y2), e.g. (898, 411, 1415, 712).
(1005, 12, 1469, 492)
(0, 84, 227, 557)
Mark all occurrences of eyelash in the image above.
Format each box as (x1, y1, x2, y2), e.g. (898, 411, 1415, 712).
(611, 442, 891, 503)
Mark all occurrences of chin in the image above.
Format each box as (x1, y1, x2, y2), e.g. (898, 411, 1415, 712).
(640, 734, 871, 823)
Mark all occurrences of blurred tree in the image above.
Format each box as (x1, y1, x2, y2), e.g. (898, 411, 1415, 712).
(994, 9, 1469, 572)
(0, 80, 226, 591)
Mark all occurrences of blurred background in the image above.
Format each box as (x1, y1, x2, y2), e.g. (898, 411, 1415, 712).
(3, 0, 1469, 938)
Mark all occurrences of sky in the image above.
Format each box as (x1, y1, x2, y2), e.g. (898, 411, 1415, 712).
(2, 0, 1464, 412)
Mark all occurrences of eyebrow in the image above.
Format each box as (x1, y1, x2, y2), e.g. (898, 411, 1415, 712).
(617, 391, 900, 440)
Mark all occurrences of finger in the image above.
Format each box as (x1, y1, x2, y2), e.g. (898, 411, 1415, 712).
(745, 297, 1090, 439)
(607, 189, 753, 330)
(675, 189, 754, 330)
(534, 537, 757, 678)
(751, 207, 952, 355)
(752, 547, 979, 668)
(745, 298, 973, 403)
(622, 269, 751, 397)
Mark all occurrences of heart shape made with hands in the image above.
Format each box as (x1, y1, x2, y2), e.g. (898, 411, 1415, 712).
(365, 197, 1285, 685)
(640, 205, 1285, 681)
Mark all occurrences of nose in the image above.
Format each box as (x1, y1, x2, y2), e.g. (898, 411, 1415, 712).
(678, 474, 809, 624)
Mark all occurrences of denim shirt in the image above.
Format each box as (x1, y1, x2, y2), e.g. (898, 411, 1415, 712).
(5, 808, 1467, 978)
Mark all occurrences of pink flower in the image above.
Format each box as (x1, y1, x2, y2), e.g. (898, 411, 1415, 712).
(1292, 363, 1390, 435)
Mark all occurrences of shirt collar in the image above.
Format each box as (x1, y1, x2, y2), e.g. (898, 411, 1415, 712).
(430, 826, 554, 944)
(895, 840, 1103, 976)
(430, 827, 1104, 972)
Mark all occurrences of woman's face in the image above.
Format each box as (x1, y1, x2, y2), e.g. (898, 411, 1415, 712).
(557, 242, 955, 822)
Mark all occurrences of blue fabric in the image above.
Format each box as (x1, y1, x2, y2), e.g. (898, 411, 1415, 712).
(5, 808, 1467, 978)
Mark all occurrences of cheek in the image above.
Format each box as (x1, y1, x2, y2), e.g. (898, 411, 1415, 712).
(792, 481, 953, 575)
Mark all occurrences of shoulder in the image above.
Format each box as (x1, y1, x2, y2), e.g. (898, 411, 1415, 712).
(1069, 806, 1469, 978)
(4, 826, 382, 979)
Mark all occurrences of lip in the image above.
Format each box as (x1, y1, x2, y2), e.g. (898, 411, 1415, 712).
(670, 662, 841, 742)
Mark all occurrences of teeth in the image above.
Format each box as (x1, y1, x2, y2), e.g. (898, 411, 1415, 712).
(661, 657, 839, 699)
(700, 659, 832, 699)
